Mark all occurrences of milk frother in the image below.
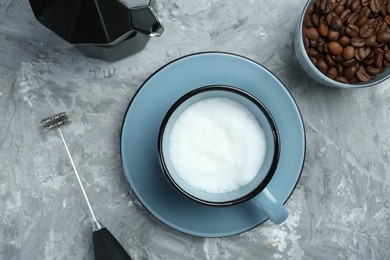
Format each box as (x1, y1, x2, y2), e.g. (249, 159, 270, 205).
(41, 112, 131, 260)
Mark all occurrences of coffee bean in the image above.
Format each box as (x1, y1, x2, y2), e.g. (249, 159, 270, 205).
(375, 17, 387, 32)
(355, 47, 368, 60)
(366, 34, 377, 47)
(346, 13, 359, 24)
(356, 16, 368, 27)
(346, 24, 360, 37)
(341, 9, 352, 20)
(342, 58, 358, 67)
(304, 14, 314, 27)
(334, 5, 346, 16)
(335, 76, 349, 83)
(329, 41, 344, 55)
(384, 50, 390, 61)
(361, 0, 371, 7)
(364, 56, 375, 65)
(343, 45, 355, 59)
(325, 54, 336, 66)
(319, 0, 332, 14)
(334, 55, 344, 63)
(367, 66, 383, 75)
(351, 37, 366, 47)
(310, 40, 318, 48)
(377, 31, 390, 43)
(306, 27, 320, 40)
(316, 59, 329, 73)
(312, 13, 320, 27)
(385, 15, 390, 25)
(359, 23, 374, 38)
(326, 12, 334, 25)
(381, 4, 388, 17)
(360, 6, 371, 18)
(307, 48, 320, 57)
(318, 18, 329, 36)
(387, 2, 390, 15)
(370, 0, 381, 13)
(375, 50, 384, 67)
(328, 29, 340, 40)
(351, 0, 361, 13)
(331, 16, 344, 30)
(343, 65, 358, 79)
(327, 67, 338, 79)
(356, 68, 370, 82)
(339, 36, 351, 46)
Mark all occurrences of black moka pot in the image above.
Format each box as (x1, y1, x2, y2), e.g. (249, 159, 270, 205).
(29, 0, 164, 61)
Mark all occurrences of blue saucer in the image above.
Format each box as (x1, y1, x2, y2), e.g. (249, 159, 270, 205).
(120, 52, 305, 237)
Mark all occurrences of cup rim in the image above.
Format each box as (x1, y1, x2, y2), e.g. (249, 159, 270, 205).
(298, 0, 390, 88)
(157, 85, 281, 206)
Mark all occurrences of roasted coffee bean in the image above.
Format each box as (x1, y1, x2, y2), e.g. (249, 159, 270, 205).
(334, 5, 346, 16)
(326, 12, 334, 25)
(356, 68, 370, 82)
(346, 24, 360, 37)
(327, 67, 338, 79)
(319, 0, 332, 14)
(328, 29, 340, 40)
(388, 2, 390, 14)
(304, 36, 310, 48)
(329, 41, 344, 55)
(325, 54, 336, 66)
(335, 76, 349, 83)
(361, 0, 371, 7)
(351, 0, 361, 12)
(377, 31, 390, 43)
(364, 56, 375, 65)
(366, 34, 377, 47)
(355, 47, 368, 60)
(367, 66, 383, 75)
(316, 59, 329, 73)
(306, 27, 320, 40)
(307, 48, 320, 57)
(304, 14, 314, 27)
(312, 13, 320, 27)
(351, 37, 366, 47)
(331, 16, 344, 30)
(316, 39, 326, 53)
(342, 58, 357, 67)
(343, 45, 355, 59)
(339, 36, 351, 46)
(375, 17, 387, 32)
(341, 9, 352, 20)
(356, 16, 368, 27)
(370, 0, 381, 13)
(310, 40, 318, 48)
(359, 23, 374, 38)
(343, 65, 358, 79)
(346, 13, 359, 24)
(318, 18, 329, 36)
(385, 15, 390, 25)
(349, 77, 359, 83)
(334, 54, 345, 63)
(360, 6, 371, 18)
(384, 50, 390, 61)
(375, 51, 384, 67)
(381, 4, 388, 17)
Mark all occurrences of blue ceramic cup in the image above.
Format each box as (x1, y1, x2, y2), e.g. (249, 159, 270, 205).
(158, 85, 288, 224)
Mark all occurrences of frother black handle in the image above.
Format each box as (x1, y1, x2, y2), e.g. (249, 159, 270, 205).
(93, 228, 132, 260)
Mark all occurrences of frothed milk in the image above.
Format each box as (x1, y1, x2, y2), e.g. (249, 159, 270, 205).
(168, 97, 266, 193)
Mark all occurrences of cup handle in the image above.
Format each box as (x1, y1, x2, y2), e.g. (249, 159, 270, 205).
(252, 188, 288, 224)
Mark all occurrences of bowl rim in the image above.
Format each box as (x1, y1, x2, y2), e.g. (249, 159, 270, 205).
(157, 84, 281, 206)
(298, 0, 390, 88)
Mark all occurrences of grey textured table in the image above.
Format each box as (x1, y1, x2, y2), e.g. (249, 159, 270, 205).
(1, 0, 389, 259)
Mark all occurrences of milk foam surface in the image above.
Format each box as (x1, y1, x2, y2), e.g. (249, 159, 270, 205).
(168, 97, 266, 193)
